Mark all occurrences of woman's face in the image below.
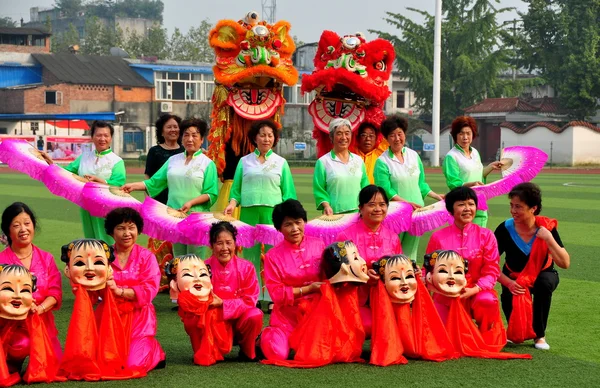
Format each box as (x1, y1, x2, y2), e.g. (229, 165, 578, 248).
(427, 256, 467, 297)
(112, 221, 138, 251)
(357, 127, 377, 154)
(384, 259, 418, 304)
(255, 126, 275, 155)
(510, 196, 537, 223)
(359, 192, 388, 226)
(280, 216, 305, 246)
(8, 212, 35, 247)
(212, 231, 236, 264)
(333, 125, 352, 151)
(162, 118, 180, 144)
(182, 127, 203, 154)
(387, 128, 406, 153)
(92, 126, 112, 152)
(65, 245, 111, 290)
(452, 198, 477, 227)
(175, 258, 212, 301)
(456, 126, 473, 149)
(0, 270, 34, 320)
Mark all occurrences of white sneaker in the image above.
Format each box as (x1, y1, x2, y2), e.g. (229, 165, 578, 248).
(534, 338, 550, 350)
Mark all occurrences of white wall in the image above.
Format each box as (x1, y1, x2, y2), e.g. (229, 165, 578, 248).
(572, 126, 600, 164)
(500, 126, 573, 165)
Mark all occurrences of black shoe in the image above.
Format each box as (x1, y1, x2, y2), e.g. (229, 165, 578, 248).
(238, 351, 257, 362)
(171, 306, 179, 311)
(154, 359, 167, 369)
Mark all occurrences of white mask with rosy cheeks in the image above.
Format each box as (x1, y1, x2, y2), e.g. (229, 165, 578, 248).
(171, 257, 213, 301)
(65, 246, 112, 291)
(426, 254, 467, 298)
(328, 242, 370, 284)
(384, 258, 418, 304)
(0, 267, 35, 320)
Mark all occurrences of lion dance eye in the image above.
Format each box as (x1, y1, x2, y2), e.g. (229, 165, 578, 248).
(374, 61, 386, 71)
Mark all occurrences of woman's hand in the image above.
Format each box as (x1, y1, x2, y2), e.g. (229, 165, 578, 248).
(464, 181, 484, 188)
(367, 269, 380, 285)
(460, 286, 480, 299)
(210, 292, 223, 307)
(223, 202, 236, 216)
(106, 277, 119, 294)
(322, 204, 334, 216)
(408, 202, 422, 210)
(307, 282, 324, 294)
(487, 161, 503, 171)
(507, 279, 526, 296)
(84, 174, 106, 184)
(536, 226, 553, 242)
(39, 151, 54, 165)
(179, 201, 193, 213)
(430, 192, 445, 201)
(121, 183, 137, 194)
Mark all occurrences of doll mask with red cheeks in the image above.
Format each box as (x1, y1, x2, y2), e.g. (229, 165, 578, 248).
(61, 239, 114, 291)
(167, 254, 212, 301)
(323, 241, 369, 284)
(377, 255, 418, 304)
(0, 264, 36, 320)
(424, 250, 468, 298)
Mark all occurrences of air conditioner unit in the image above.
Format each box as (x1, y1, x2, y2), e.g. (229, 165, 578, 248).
(160, 102, 173, 112)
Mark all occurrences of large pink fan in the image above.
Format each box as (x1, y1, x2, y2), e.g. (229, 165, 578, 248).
(254, 224, 282, 246)
(141, 197, 187, 243)
(409, 200, 453, 237)
(0, 140, 50, 181)
(81, 182, 143, 217)
(42, 164, 86, 207)
(473, 146, 547, 200)
(177, 212, 256, 248)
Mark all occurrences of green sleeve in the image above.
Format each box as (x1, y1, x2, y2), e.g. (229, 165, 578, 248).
(63, 155, 81, 174)
(106, 160, 126, 186)
(280, 161, 297, 201)
(374, 158, 397, 199)
(442, 155, 463, 190)
(313, 160, 329, 210)
(228, 161, 244, 204)
(417, 156, 432, 199)
(143, 159, 169, 198)
(360, 164, 370, 189)
(202, 161, 219, 206)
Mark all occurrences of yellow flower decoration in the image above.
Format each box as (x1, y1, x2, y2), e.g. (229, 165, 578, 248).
(431, 252, 438, 259)
(68, 242, 74, 250)
(429, 258, 436, 267)
(339, 248, 347, 257)
(172, 257, 180, 272)
(337, 242, 345, 248)
(378, 258, 387, 275)
(0, 265, 4, 272)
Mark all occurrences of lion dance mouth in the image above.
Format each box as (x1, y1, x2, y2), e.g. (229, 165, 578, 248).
(301, 31, 395, 156)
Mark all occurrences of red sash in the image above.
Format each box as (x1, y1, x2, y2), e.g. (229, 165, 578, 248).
(22, 313, 64, 384)
(370, 281, 407, 366)
(0, 321, 21, 388)
(507, 216, 557, 343)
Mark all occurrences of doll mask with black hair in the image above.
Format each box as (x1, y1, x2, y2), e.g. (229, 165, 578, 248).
(323, 241, 369, 284)
(373, 255, 418, 304)
(0, 264, 36, 320)
(61, 239, 114, 291)
(423, 250, 468, 298)
(166, 254, 213, 301)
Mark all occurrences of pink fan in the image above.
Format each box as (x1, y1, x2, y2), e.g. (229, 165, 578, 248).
(304, 213, 360, 245)
(177, 212, 256, 248)
(0, 140, 50, 181)
(473, 146, 547, 200)
(254, 224, 283, 246)
(141, 197, 187, 243)
(382, 201, 413, 234)
(409, 200, 453, 237)
(42, 164, 86, 207)
(81, 182, 143, 217)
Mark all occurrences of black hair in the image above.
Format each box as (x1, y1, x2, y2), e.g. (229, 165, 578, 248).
(180, 118, 209, 139)
(423, 250, 468, 274)
(272, 199, 307, 231)
(1, 202, 37, 246)
(60, 239, 115, 265)
(164, 254, 211, 281)
(104, 207, 144, 236)
(444, 186, 478, 213)
(0, 264, 37, 292)
(356, 121, 379, 137)
(209, 221, 238, 246)
(358, 185, 389, 208)
(372, 254, 417, 281)
(509, 182, 542, 215)
(155, 113, 182, 144)
(380, 115, 408, 138)
(248, 119, 280, 148)
(321, 240, 355, 279)
(90, 120, 114, 137)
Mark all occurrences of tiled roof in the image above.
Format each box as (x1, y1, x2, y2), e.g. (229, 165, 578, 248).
(0, 27, 50, 36)
(500, 121, 600, 134)
(464, 97, 538, 114)
(564, 121, 600, 133)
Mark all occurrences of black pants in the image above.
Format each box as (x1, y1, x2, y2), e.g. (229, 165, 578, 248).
(501, 270, 560, 339)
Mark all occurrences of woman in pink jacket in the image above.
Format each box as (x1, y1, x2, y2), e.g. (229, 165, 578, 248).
(260, 200, 325, 361)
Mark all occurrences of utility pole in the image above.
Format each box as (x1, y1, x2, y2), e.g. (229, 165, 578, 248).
(432, 0, 442, 166)
(261, 0, 277, 24)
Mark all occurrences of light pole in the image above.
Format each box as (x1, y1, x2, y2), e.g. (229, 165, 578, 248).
(432, 0, 442, 166)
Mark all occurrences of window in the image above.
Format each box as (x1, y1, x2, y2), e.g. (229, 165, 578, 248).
(45, 91, 62, 105)
(155, 72, 215, 102)
(396, 90, 406, 109)
(31, 122, 39, 135)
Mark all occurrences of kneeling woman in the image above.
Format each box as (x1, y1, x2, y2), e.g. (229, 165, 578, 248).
(204, 221, 263, 360)
(495, 183, 569, 350)
(104, 207, 165, 371)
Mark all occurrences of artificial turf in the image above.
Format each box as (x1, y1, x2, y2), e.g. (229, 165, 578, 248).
(0, 169, 599, 387)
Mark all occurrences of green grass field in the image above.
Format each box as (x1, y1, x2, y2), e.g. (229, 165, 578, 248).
(1, 169, 599, 387)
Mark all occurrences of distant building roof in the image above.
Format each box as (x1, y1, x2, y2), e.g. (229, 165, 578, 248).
(0, 27, 50, 36)
(32, 54, 152, 87)
(464, 97, 564, 115)
(500, 121, 600, 134)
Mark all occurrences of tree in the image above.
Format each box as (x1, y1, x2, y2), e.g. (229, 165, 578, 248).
(0, 17, 17, 27)
(53, 0, 83, 18)
(51, 23, 80, 53)
(370, 0, 520, 125)
(167, 19, 214, 63)
(518, 0, 600, 118)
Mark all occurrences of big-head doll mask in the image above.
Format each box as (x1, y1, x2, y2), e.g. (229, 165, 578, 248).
(322, 240, 369, 284)
(61, 239, 114, 291)
(0, 263, 36, 320)
(423, 250, 468, 298)
(166, 254, 213, 301)
(373, 255, 418, 304)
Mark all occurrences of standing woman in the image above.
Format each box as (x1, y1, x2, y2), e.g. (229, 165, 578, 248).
(42, 120, 126, 243)
(352, 122, 387, 184)
(224, 119, 297, 303)
(104, 207, 165, 371)
(374, 115, 444, 260)
(313, 118, 370, 215)
(495, 183, 569, 350)
(0, 202, 62, 357)
(443, 116, 502, 227)
(123, 118, 219, 256)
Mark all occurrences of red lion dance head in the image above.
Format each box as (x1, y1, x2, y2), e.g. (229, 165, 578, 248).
(208, 11, 298, 177)
(302, 31, 395, 157)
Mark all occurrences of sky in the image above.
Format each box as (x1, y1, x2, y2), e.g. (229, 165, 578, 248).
(0, 0, 528, 42)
